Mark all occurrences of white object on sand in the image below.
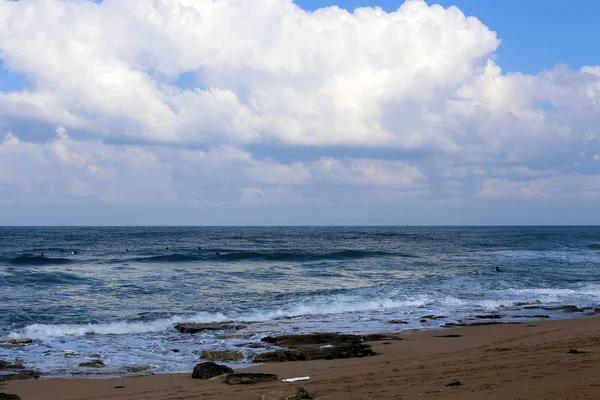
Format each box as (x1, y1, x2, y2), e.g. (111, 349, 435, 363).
(282, 376, 310, 382)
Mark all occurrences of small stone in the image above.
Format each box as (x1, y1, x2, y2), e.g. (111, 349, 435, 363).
(223, 373, 278, 385)
(64, 352, 79, 358)
(79, 360, 104, 368)
(174, 323, 246, 334)
(259, 386, 311, 400)
(446, 379, 462, 387)
(192, 362, 234, 380)
(125, 365, 151, 373)
(387, 320, 408, 324)
(0, 360, 24, 370)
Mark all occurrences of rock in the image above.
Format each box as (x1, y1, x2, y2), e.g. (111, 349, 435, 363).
(223, 373, 278, 385)
(259, 386, 311, 400)
(0, 394, 22, 400)
(0, 370, 40, 382)
(201, 350, 244, 362)
(0, 339, 32, 345)
(433, 334, 462, 338)
(386, 320, 408, 324)
(125, 365, 152, 374)
(253, 342, 377, 363)
(64, 352, 79, 358)
(513, 315, 550, 319)
(474, 314, 502, 319)
(0, 360, 24, 370)
(261, 332, 399, 348)
(217, 333, 254, 339)
(446, 379, 462, 387)
(191, 362, 234, 379)
(79, 360, 104, 368)
(175, 323, 247, 334)
(421, 315, 447, 320)
(568, 349, 585, 354)
(442, 321, 521, 328)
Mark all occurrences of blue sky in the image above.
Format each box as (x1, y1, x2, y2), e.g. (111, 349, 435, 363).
(0, 0, 599, 225)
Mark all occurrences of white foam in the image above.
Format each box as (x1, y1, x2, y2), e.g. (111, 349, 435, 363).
(7, 294, 431, 339)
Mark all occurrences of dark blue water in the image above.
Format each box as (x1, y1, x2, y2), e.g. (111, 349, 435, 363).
(1, 226, 599, 376)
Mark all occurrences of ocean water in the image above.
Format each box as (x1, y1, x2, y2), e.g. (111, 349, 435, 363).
(1, 226, 600, 376)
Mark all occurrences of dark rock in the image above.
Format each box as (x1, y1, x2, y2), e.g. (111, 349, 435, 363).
(421, 315, 447, 320)
(443, 321, 521, 328)
(474, 314, 502, 319)
(261, 333, 360, 347)
(0, 339, 32, 346)
(253, 342, 377, 363)
(261, 332, 398, 348)
(513, 315, 550, 319)
(191, 362, 234, 380)
(568, 349, 585, 354)
(433, 334, 462, 338)
(175, 323, 247, 334)
(200, 350, 244, 362)
(523, 305, 585, 312)
(446, 379, 462, 387)
(0, 394, 22, 400)
(259, 386, 311, 400)
(0, 370, 40, 382)
(387, 320, 408, 324)
(223, 373, 278, 385)
(0, 361, 24, 370)
(171, 349, 180, 353)
(79, 360, 104, 368)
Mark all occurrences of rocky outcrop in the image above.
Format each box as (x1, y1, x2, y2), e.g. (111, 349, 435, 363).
(0, 370, 40, 382)
(254, 341, 376, 363)
(223, 373, 278, 385)
(191, 362, 234, 379)
(254, 332, 384, 363)
(200, 350, 244, 362)
(259, 386, 311, 400)
(175, 323, 247, 334)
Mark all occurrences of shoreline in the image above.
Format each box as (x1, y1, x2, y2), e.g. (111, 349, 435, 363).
(4, 316, 600, 399)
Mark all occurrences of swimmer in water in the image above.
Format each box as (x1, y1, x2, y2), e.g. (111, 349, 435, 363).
(215, 251, 220, 256)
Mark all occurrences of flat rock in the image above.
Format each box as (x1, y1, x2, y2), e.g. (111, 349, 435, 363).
(0, 360, 24, 370)
(421, 315, 447, 320)
(0, 370, 40, 382)
(79, 360, 104, 368)
(474, 314, 502, 319)
(386, 320, 408, 324)
(443, 321, 521, 328)
(0, 339, 32, 346)
(259, 386, 311, 400)
(223, 373, 278, 385)
(253, 342, 377, 363)
(261, 332, 399, 348)
(175, 323, 247, 334)
(192, 362, 234, 380)
(0, 394, 22, 400)
(124, 365, 152, 374)
(201, 350, 244, 362)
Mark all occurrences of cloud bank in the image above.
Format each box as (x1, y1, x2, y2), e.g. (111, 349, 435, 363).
(0, 0, 599, 223)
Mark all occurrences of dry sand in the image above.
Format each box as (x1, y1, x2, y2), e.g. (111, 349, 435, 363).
(4, 317, 600, 399)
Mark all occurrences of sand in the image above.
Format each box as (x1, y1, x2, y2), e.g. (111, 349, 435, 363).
(4, 317, 600, 399)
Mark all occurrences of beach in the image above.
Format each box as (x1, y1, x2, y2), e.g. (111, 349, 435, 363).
(5, 316, 600, 400)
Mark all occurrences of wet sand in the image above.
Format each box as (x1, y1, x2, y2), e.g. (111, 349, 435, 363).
(4, 317, 600, 399)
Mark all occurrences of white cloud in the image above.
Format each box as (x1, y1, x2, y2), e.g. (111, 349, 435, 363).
(0, 0, 599, 215)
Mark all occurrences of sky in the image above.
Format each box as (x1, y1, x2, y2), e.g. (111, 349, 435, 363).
(0, 0, 599, 226)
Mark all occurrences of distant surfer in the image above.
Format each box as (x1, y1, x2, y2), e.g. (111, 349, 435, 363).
(165, 247, 169, 250)
(40, 252, 44, 257)
(494, 266, 509, 272)
(215, 251, 220, 256)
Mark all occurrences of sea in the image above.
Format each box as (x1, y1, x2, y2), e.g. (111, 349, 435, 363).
(1, 226, 600, 377)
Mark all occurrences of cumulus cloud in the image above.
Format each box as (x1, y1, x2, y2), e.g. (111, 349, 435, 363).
(0, 0, 599, 218)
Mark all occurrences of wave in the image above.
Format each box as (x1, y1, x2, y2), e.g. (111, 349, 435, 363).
(2, 270, 98, 286)
(588, 244, 600, 250)
(6, 295, 430, 339)
(8, 255, 73, 266)
(121, 250, 412, 264)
